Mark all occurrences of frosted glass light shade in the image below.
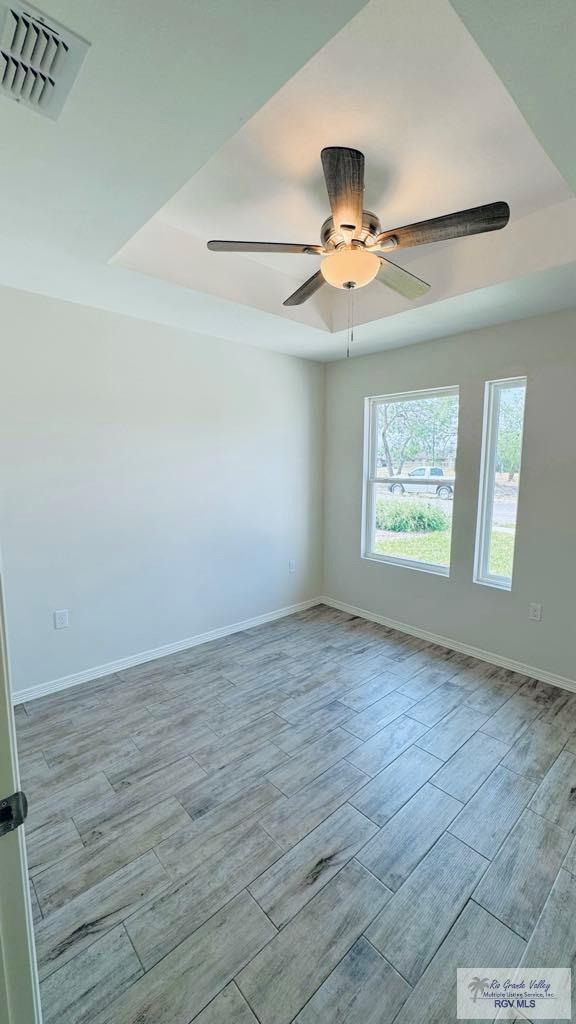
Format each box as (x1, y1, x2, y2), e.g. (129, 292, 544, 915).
(320, 248, 380, 289)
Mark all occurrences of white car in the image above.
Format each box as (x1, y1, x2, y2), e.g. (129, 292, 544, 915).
(389, 466, 453, 499)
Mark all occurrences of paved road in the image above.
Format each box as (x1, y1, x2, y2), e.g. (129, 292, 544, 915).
(490, 496, 518, 527)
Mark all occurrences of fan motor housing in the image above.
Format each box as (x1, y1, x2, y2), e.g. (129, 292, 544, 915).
(321, 210, 381, 249)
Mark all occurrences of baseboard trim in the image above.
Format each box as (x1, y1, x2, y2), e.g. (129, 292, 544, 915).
(13, 598, 322, 704)
(320, 596, 576, 695)
(15, 593, 576, 705)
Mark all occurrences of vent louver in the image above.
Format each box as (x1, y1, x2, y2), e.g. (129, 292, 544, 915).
(0, 3, 89, 118)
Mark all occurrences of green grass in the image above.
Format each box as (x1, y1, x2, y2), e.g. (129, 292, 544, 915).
(488, 531, 515, 578)
(375, 529, 515, 575)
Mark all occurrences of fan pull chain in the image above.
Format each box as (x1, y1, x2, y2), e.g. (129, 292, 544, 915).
(346, 283, 355, 358)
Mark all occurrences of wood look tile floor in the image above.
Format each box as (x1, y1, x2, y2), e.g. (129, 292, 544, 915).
(15, 606, 576, 1024)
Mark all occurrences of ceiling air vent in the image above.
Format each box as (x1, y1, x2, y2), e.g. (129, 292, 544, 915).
(0, 2, 89, 119)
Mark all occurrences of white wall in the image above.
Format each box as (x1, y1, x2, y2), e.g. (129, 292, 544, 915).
(0, 287, 324, 696)
(323, 309, 576, 684)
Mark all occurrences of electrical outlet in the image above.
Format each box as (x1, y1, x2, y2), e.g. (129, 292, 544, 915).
(528, 603, 543, 622)
(53, 609, 70, 630)
(288, 559, 296, 574)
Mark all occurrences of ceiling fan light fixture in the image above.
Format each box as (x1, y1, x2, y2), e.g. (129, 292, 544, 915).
(320, 248, 380, 290)
(207, 146, 510, 307)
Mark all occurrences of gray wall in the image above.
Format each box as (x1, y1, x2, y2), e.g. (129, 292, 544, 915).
(323, 309, 576, 683)
(2, 286, 575, 696)
(0, 287, 324, 695)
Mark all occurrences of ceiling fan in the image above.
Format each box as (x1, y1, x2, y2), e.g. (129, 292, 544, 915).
(207, 147, 510, 307)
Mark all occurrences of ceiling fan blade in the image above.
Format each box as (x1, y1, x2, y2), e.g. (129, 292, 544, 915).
(283, 271, 325, 306)
(377, 255, 430, 300)
(321, 147, 365, 237)
(373, 201, 510, 251)
(207, 240, 323, 254)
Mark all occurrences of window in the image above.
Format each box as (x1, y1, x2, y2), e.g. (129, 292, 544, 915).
(474, 377, 527, 590)
(363, 387, 459, 575)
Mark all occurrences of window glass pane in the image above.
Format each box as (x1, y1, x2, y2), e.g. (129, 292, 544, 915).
(367, 389, 459, 572)
(487, 382, 526, 580)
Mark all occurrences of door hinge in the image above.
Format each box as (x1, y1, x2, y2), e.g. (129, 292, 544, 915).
(0, 791, 28, 838)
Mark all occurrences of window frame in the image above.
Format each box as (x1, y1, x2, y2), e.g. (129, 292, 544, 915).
(362, 385, 459, 577)
(473, 376, 527, 591)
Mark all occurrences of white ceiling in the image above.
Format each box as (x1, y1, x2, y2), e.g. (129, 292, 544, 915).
(0, 0, 365, 347)
(452, 0, 576, 194)
(0, 0, 574, 361)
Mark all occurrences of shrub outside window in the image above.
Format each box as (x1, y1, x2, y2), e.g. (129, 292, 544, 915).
(363, 387, 460, 575)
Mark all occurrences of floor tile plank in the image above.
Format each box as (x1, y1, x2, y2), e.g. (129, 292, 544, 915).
(102, 755, 206, 801)
(33, 797, 190, 915)
(342, 691, 414, 740)
(259, 760, 369, 850)
(431, 731, 509, 802)
(35, 850, 169, 980)
(392, 900, 525, 1024)
(17, 704, 153, 758)
(464, 672, 522, 715)
(346, 715, 429, 776)
(537, 691, 576, 736)
(26, 773, 115, 835)
(190, 732, 281, 774)
(397, 666, 458, 700)
(530, 750, 576, 833)
(339, 672, 402, 712)
(193, 983, 258, 1023)
(406, 683, 468, 727)
(169, 775, 283, 847)
(449, 765, 537, 858)
(39, 924, 142, 1024)
(129, 822, 281, 968)
(273, 701, 355, 753)
(563, 835, 576, 876)
(294, 936, 411, 1024)
(236, 860, 391, 1024)
(29, 879, 42, 924)
(520, 869, 576, 1017)
(350, 745, 443, 826)
(473, 809, 571, 938)
(480, 691, 542, 744)
(42, 730, 138, 776)
(366, 833, 488, 983)
(502, 720, 567, 781)
(26, 818, 83, 876)
(129, 709, 218, 754)
(356, 784, 462, 890)
(266, 728, 360, 796)
(102, 744, 203, 793)
(248, 803, 377, 927)
(275, 696, 352, 730)
(72, 761, 204, 846)
(415, 705, 487, 761)
(92, 891, 276, 1024)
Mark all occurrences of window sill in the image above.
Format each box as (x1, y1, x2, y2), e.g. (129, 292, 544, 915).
(473, 574, 512, 592)
(363, 551, 450, 577)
